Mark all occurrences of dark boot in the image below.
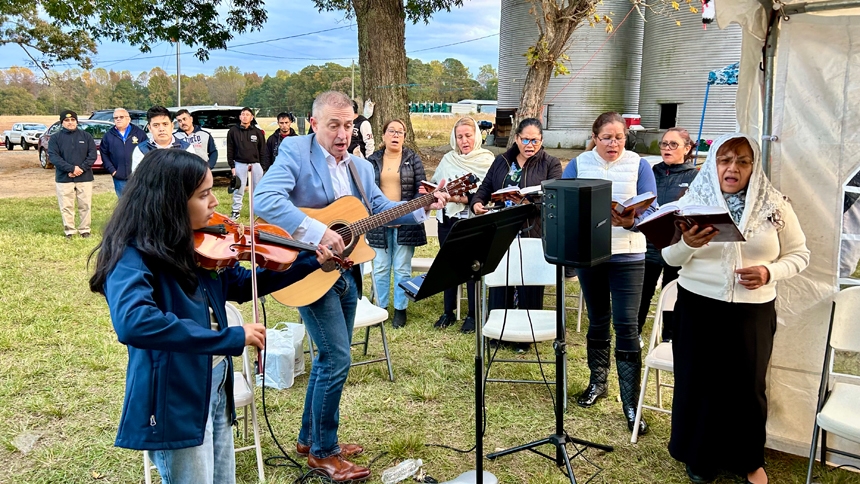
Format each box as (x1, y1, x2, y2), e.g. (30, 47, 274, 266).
(392, 309, 407, 328)
(576, 339, 610, 407)
(616, 349, 648, 435)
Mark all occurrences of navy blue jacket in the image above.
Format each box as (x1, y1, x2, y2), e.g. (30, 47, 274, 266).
(645, 161, 699, 265)
(100, 124, 148, 180)
(104, 246, 319, 451)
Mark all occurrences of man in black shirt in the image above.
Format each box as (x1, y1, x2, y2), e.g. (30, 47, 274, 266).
(348, 100, 374, 158)
(48, 110, 97, 239)
(226, 107, 267, 220)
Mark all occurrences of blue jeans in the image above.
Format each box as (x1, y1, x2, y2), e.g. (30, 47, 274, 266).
(151, 360, 235, 484)
(113, 177, 127, 197)
(298, 274, 358, 458)
(576, 260, 645, 352)
(372, 228, 415, 310)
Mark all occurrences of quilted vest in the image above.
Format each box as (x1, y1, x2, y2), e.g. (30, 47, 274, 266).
(575, 151, 646, 254)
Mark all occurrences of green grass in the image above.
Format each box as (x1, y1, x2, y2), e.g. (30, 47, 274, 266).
(0, 190, 858, 484)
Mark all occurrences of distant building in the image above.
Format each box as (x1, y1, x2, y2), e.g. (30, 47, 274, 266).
(451, 100, 498, 115)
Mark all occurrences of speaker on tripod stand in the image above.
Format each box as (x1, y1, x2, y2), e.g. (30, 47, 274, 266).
(485, 178, 614, 484)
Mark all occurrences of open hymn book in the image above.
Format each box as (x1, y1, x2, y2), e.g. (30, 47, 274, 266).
(636, 204, 746, 250)
(612, 192, 656, 216)
(490, 185, 542, 205)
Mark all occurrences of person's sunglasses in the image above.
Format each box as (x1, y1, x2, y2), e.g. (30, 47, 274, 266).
(520, 138, 541, 145)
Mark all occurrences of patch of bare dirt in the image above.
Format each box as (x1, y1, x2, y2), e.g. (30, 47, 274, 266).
(0, 150, 115, 199)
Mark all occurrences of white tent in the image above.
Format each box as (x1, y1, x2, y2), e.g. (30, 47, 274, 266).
(717, 0, 860, 466)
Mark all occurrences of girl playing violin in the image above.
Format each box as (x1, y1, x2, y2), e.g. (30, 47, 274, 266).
(89, 149, 332, 484)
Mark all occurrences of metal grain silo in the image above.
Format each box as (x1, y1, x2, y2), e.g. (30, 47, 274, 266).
(497, 0, 644, 148)
(638, 8, 741, 147)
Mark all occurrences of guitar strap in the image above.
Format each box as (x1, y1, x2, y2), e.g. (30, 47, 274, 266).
(346, 159, 373, 213)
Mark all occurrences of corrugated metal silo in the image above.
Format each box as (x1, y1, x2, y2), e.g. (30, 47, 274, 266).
(638, 8, 741, 139)
(498, 0, 644, 147)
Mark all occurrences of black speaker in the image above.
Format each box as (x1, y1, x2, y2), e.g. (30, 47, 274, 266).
(541, 178, 612, 267)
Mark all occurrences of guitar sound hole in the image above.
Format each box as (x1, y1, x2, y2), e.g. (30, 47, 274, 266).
(329, 223, 354, 252)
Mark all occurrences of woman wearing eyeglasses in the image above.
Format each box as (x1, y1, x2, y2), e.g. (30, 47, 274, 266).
(636, 128, 699, 344)
(663, 134, 808, 484)
(366, 119, 427, 328)
(562, 112, 658, 435)
(471, 118, 563, 329)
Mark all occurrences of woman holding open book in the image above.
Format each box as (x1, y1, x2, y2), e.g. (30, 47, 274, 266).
(637, 128, 699, 343)
(430, 117, 494, 333)
(471, 118, 562, 325)
(662, 133, 809, 484)
(562, 112, 658, 436)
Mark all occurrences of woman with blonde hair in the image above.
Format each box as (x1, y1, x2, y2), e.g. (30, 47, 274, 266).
(430, 117, 495, 333)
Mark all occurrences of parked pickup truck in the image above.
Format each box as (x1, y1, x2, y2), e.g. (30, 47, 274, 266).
(4, 122, 47, 150)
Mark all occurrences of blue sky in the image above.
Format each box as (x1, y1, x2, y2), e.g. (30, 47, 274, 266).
(0, 0, 502, 79)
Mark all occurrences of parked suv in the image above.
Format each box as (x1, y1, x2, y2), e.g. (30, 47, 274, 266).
(168, 105, 262, 175)
(89, 109, 148, 129)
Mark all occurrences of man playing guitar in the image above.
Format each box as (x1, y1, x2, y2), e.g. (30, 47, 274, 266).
(254, 91, 448, 482)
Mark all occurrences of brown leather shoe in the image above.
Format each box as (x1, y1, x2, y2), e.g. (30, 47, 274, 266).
(307, 454, 370, 482)
(296, 442, 364, 458)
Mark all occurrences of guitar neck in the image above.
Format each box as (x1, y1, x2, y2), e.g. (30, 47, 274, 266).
(349, 192, 437, 236)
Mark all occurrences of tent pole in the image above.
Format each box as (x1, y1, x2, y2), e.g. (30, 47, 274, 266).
(783, 0, 860, 14)
(695, 82, 711, 159)
(761, 12, 780, 178)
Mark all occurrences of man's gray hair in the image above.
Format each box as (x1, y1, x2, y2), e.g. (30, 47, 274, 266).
(312, 91, 353, 120)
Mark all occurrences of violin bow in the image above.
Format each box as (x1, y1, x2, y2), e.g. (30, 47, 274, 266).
(246, 165, 264, 376)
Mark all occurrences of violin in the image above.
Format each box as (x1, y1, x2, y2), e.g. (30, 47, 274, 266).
(193, 212, 353, 272)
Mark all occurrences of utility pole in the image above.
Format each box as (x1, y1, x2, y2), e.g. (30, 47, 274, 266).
(176, 41, 181, 107)
(351, 59, 355, 99)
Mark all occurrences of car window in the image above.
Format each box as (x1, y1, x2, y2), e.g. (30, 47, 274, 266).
(80, 123, 112, 140)
(130, 114, 147, 129)
(23, 124, 47, 130)
(192, 110, 242, 130)
(48, 123, 61, 135)
(89, 111, 113, 122)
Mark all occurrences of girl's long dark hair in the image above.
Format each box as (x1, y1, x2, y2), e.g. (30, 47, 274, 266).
(89, 149, 209, 295)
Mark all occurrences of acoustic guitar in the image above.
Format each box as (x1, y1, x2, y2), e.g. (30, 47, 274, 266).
(270, 173, 478, 307)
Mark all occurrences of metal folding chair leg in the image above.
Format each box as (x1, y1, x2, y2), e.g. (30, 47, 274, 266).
(631, 365, 651, 443)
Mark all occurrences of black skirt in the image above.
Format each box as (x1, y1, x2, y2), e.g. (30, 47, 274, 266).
(668, 284, 777, 475)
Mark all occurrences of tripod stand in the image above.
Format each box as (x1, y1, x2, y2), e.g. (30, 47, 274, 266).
(401, 205, 535, 484)
(485, 264, 613, 483)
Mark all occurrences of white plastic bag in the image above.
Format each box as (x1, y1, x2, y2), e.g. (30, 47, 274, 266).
(259, 323, 297, 389)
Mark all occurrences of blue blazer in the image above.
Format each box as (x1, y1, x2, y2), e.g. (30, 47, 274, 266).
(105, 247, 319, 451)
(254, 134, 424, 239)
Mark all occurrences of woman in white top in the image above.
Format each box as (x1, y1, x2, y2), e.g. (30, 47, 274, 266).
(430, 117, 494, 333)
(663, 133, 809, 484)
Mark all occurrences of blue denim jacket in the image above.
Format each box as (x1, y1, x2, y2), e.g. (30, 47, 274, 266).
(104, 246, 319, 450)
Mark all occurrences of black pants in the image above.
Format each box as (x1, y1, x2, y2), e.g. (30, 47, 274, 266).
(438, 216, 476, 318)
(669, 285, 776, 475)
(637, 261, 680, 339)
(576, 260, 645, 352)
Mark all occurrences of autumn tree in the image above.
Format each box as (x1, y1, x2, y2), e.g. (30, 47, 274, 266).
(207, 66, 246, 106)
(313, 0, 464, 149)
(147, 68, 174, 107)
(0, 0, 267, 70)
(513, 0, 696, 143)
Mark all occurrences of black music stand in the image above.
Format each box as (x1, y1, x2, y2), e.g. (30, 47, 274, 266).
(402, 204, 535, 484)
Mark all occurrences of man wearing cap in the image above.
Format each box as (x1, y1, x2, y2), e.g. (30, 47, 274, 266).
(100, 108, 147, 196)
(48, 110, 97, 239)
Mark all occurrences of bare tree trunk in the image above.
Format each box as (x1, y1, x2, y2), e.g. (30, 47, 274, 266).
(353, 0, 417, 152)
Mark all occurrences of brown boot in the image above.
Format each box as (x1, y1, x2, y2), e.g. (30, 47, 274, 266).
(296, 442, 364, 458)
(307, 453, 371, 482)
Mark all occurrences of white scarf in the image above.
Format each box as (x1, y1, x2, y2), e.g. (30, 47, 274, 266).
(431, 118, 495, 221)
(674, 132, 789, 296)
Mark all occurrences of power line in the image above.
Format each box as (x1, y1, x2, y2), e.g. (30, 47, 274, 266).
(407, 33, 500, 53)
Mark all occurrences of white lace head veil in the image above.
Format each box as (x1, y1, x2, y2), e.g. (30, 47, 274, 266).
(674, 132, 789, 296)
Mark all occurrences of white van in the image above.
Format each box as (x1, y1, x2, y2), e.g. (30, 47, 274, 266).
(168, 105, 263, 175)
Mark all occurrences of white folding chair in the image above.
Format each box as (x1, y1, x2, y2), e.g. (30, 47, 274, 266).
(305, 262, 394, 381)
(805, 287, 860, 483)
(631, 279, 678, 443)
(144, 302, 266, 483)
(482, 238, 562, 397)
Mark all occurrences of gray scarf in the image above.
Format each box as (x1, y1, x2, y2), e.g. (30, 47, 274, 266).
(723, 188, 747, 225)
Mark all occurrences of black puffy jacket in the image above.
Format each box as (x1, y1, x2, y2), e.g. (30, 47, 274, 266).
(645, 161, 699, 265)
(365, 147, 428, 248)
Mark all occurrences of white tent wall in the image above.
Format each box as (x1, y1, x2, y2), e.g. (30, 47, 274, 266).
(718, 1, 860, 465)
